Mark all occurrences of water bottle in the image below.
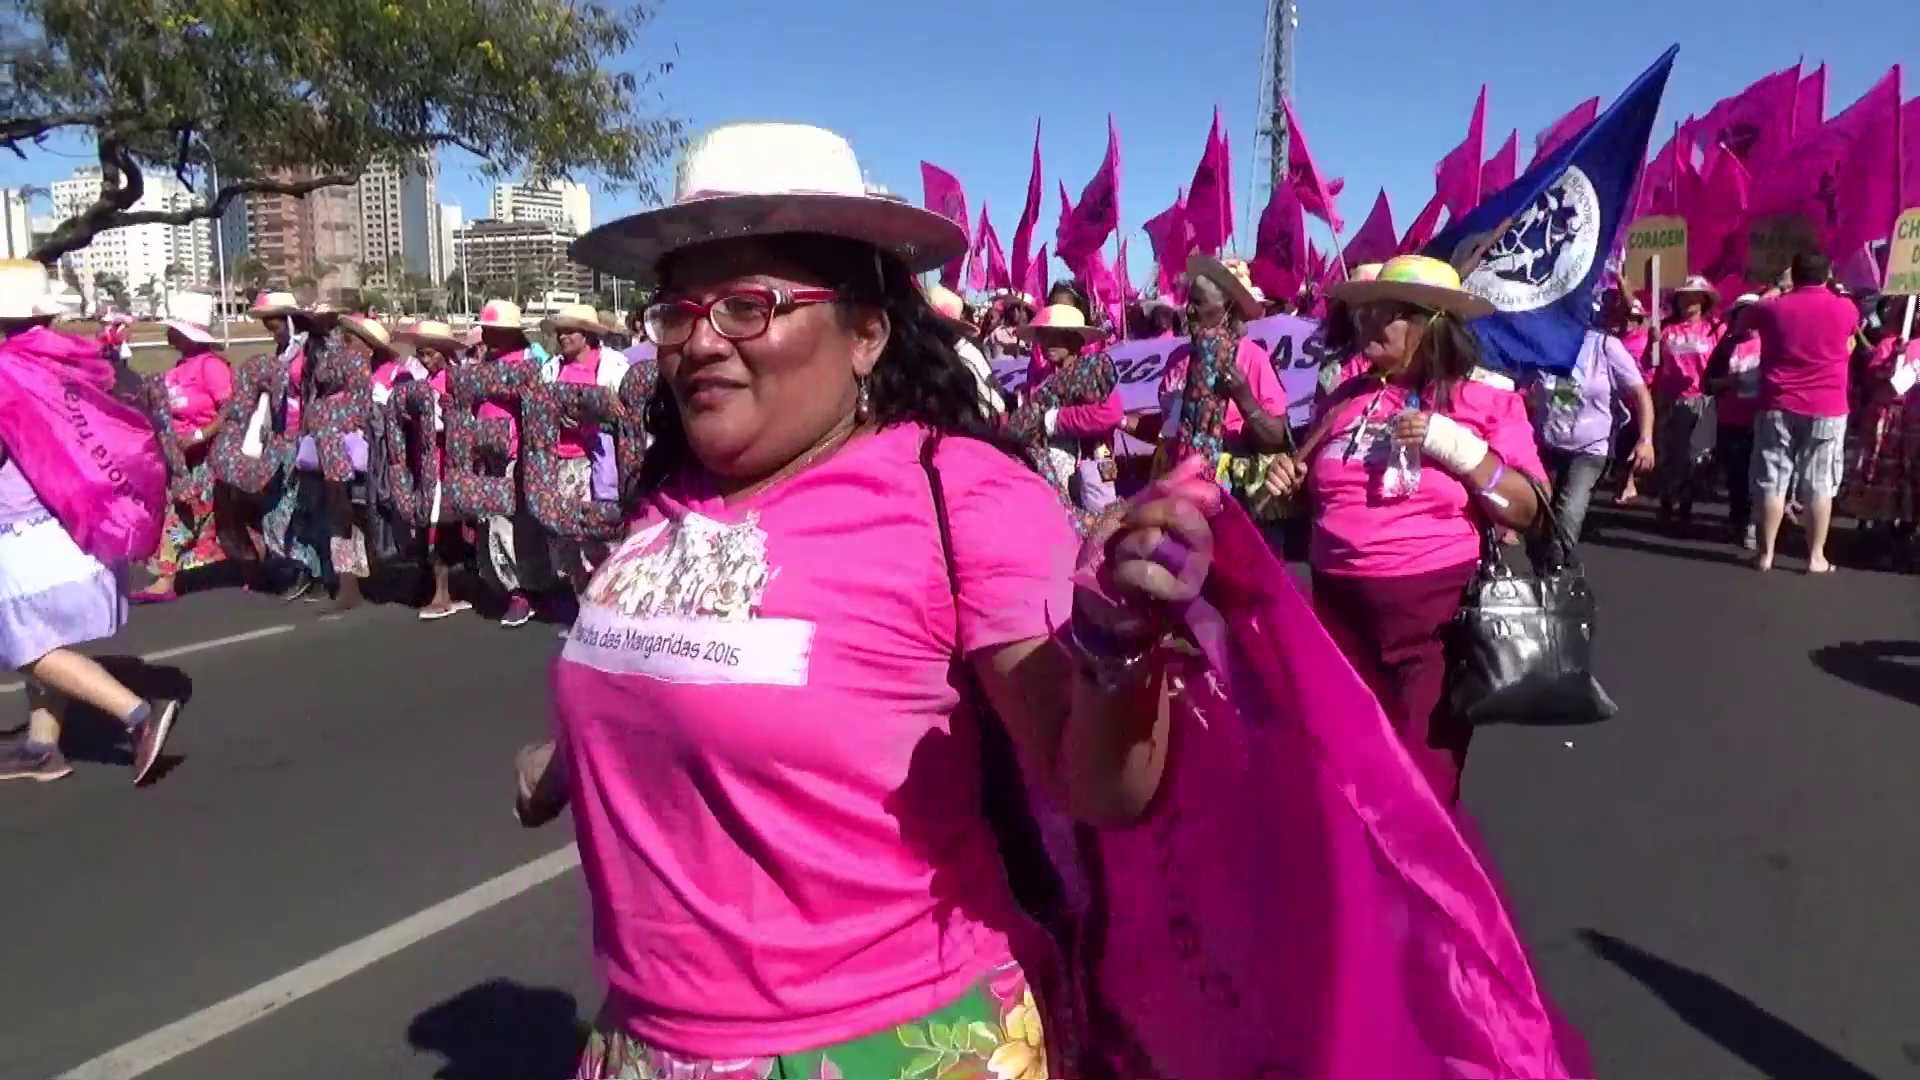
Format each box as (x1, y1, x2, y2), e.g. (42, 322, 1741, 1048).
(1380, 391, 1422, 500)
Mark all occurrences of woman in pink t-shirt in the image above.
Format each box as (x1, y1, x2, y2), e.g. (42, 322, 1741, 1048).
(1647, 277, 1723, 524)
(519, 123, 1212, 1080)
(1262, 255, 1544, 805)
(133, 309, 235, 603)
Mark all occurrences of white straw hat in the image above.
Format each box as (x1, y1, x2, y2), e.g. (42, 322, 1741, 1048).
(163, 292, 219, 345)
(540, 302, 613, 336)
(571, 123, 968, 287)
(0, 259, 53, 320)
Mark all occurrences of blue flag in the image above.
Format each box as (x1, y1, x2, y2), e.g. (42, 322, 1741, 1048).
(1426, 47, 1678, 375)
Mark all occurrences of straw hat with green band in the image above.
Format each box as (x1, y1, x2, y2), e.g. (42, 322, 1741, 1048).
(1325, 254, 1496, 320)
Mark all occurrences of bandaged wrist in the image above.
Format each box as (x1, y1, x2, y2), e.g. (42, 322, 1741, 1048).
(1420, 412, 1490, 474)
(1044, 408, 1060, 436)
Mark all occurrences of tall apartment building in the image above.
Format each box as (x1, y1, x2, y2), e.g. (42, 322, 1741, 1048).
(437, 203, 463, 288)
(0, 189, 32, 259)
(308, 184, 362, 295)
(356, 152, 439, 288)
(489, 180, 591, 235)
(452, 219, 594, 300)
(49, 166, 214, 293)
(238, 181, 317, 291)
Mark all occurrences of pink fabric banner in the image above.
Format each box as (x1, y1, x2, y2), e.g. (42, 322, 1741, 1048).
(1687, 147, 1753, 283)
(1341, 189, 1398, 268)
(967, 202, 993, 293)
(1025, 243, 1049, 308)
(1434, 85, 1488, 220)
(1693, 63, 1801, 168)
(1534, 97, 1600, 166)
(1009, 121, 1044, 303)
(1057, 116, 1122, 267)
(1480, 129, 1520, 203)
(978, 214, 1011, 292)
(1184, 109, 1232, 256)
(1073, 481, 1589, 1080)
(1901, 96, 1920, 212)
(1141, 191, 1195, 301)
(1283, 96, 1345, 232)
(1753, 66, 1902, 262)
(919, 162, 970, 290)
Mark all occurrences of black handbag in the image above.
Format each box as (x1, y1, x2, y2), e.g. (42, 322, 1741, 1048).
(1446, 474, 1618, 726)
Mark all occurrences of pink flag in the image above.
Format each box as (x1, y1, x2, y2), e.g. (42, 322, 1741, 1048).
(1753, 66, 1902, 262)
(919, 162, 970, 290)
(1534, 97, 1600, 166)
(1634, 121, 1692, 217)
(1901, 96, 1920, 212)
(967, 202, 994, 292)
(1283, 97, 1345, 232)
(1686, 148, 1752, 282)
(1077, 248, 1124, 331)
(978, 214, 1011, 291)
(1057, 116, 1123, 267)
(1009, 121, 1044, 302)
(1025, 243, 1049, 307)
(1250, 182, 1307, 303)
(1077, 488, 1589, 1080)
(1141, 192, 1195, 300)
(1184, 109, 1232, 256)
(1399, 192, 1446, 255)
(1115, 237, 1134, 303)
(1796, 64, 1827, 135)
(1434, 85, 1488, 221)
(1341, 189, 1398, 268)
(1479, 130, 1520, 203)
(1693, 63, 1800, 169)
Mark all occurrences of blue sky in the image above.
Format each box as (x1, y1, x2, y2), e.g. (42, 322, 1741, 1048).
(1, 0, 1909, 283)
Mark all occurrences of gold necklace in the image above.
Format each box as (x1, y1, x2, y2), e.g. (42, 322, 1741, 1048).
(721, 412, 864, 506)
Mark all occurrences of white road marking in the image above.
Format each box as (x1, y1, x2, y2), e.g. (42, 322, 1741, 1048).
(0, 625, 298, 695)
(55, 845, 582, 1080)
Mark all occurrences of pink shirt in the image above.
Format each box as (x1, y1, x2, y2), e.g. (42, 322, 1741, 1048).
(1622, 326, 1653, 381)
(163, 351, 234, 443)
(477, 348, 530, 457)
(1751, 286, 1859, 418)
(552, 424, 1071, 1056)
(370, 356, 427, 404)
(1157, 337, 1290, 435)
(556, 350, 603, 459)
(1650, 318, 1722, 401)
(1308, 374, 1543, 577)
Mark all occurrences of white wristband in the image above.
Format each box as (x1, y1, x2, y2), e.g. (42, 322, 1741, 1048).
(1044, 408, 1060, 437)
(1421, 412, 1490, 475)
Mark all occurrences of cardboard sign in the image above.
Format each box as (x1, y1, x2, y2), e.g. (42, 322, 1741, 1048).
(1883, 208, 1920, 296)
(1623, 216, 1688, 292)
(1745, 214, 1820, 286)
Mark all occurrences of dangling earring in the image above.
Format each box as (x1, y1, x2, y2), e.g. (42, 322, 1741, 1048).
(854, 374, 871, 423)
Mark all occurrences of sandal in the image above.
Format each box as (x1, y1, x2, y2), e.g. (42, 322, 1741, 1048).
(130, 587, 178, 605)
(418, 600, 473, 621)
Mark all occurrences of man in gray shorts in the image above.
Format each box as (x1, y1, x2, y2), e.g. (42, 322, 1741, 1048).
(1736, 254, 1861, 573)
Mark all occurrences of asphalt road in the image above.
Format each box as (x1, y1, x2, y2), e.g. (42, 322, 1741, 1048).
(2, 504, 1917, 1080)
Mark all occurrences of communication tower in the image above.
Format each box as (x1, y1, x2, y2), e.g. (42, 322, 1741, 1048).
(1248, 0, 1299, 242)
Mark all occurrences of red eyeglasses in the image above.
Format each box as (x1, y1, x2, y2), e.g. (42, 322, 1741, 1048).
(642, 287, 839, 348)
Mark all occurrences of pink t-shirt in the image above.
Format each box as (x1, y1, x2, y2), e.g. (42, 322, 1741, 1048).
(370, 356, 427, 404)
(476, 348, 530, 457)
(163, 351, 234, 443)
(1156, 337, 1290, 435)
(556, 350, 603, 459)
(551, 424, 1072, 1056)
(1622, 326, 1653, 381)
(1751, 286, 1858, 418)
(1651, 318, 1722, 401)
(1308, 374, 1544, 577)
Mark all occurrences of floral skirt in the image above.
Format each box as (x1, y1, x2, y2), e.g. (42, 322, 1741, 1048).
(148, 456, 225, 578)
(577, 962, 1048, 1080)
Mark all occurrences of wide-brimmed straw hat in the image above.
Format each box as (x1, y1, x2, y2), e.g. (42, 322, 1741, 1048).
(1187, 254, 1265, 319)
(1673, 276, 1719, 307)
(249, 291, 300, 317)
(1324, 254, 1497, 320)
(0, 259, 54, 321)
(1014, 303, 1108, 345)
(924, 285, 978, 338)
(541, 302, 612, 336)
(397, 319, 462, 352)
(1349, 263, 1385, 283)
(570, 123, 968, 288)
(477, 299, 527, 333)
(162, 292, 219, 345)
(341, 315, 394, 355)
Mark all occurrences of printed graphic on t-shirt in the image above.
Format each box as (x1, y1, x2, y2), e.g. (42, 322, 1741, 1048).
(1323, 413, 1393, 469)
(566, 513, 815, 686)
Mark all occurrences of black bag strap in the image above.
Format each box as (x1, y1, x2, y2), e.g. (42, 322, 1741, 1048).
(1475, 464, 1581, 576)
(917, 432, 1070, 925)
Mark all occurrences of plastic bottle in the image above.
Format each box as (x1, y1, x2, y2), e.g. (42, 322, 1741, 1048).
(1380, 391, 1422, 500)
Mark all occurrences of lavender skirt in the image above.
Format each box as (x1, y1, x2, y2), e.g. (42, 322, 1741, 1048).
(0, 510, 129, 670)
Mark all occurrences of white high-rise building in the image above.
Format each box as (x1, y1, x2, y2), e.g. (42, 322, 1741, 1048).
(356, 152, 440, 287)
(490, 179, 591, 235)
(49, 166, 214, 298)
